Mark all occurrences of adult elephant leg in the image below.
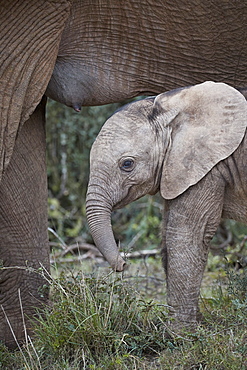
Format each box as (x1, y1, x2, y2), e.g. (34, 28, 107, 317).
(163, 173, 225, 333)
(0, 98, 49, 349)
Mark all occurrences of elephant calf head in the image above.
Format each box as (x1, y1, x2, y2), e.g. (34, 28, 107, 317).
(86, 81, 247, 271)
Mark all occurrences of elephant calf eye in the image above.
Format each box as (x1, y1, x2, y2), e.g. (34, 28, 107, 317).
(120, 158, 135, 172)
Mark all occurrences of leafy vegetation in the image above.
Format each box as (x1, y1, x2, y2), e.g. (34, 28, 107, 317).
(0, 260, 246, 369)
(46, 99, 122, 243)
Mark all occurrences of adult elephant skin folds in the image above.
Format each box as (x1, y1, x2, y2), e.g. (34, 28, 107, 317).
(46, 0, 247, 110)
(86, 82, 247, 333)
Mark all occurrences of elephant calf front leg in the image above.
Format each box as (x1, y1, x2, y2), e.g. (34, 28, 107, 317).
(162, 177, 225, 333)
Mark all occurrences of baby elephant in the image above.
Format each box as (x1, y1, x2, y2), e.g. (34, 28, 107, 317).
(86, 81, 247, 333)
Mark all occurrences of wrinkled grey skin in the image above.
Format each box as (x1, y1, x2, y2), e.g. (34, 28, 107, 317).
(86, 82, 247, 332)
(1, 0, 247, 348)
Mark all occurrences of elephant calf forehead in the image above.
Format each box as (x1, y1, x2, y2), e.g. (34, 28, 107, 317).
(96, 115, 151, 145)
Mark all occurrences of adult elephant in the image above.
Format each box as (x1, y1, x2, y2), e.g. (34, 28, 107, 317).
(0, 0, 246, 348)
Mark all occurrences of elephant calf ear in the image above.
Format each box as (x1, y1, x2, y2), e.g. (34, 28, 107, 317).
(0, 0, 71, 178)
(154, 81, 247, 200)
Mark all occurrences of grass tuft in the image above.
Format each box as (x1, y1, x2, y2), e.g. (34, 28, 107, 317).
(31, 269, 168, 368)
(0, 262, 246, 369)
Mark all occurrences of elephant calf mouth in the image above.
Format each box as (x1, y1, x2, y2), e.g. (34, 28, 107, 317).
(113, 188, 141, 210)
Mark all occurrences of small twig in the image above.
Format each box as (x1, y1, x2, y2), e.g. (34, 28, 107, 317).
(122, 249, 160, 259)
(124, 274, 165, 283)
(18, 289, 28, 346)
(28, 335, 42, 369)
(239, 235, 247, 253)
(127, 230, 144, 250)
(50, 253, 101, 264)
(50, 241, 160, 264)
(18, 290, 41, 369)
(48, 228, 67, 249)
(59, 243, 100, 257)
(210, 230, 232, 250)
(1, 305, 26, 360)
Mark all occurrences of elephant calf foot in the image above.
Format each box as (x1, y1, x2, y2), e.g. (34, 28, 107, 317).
(166, 306, 203, 338)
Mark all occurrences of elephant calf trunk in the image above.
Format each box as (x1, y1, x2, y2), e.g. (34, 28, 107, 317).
(86, 199, 126, 272)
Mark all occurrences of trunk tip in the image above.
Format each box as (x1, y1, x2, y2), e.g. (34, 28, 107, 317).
(113, 258, 127, 272)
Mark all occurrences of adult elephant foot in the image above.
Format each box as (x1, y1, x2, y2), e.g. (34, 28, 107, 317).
(0, 99, 49, 349)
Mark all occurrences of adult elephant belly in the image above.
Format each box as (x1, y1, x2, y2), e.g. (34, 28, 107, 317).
(46, 0, 247, 110)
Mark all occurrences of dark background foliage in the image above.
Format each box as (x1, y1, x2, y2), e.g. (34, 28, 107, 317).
(46, 97, 162, 252)
(46, 99, 121, 243)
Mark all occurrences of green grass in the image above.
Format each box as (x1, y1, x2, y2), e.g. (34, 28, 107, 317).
(0, 259, 246, 369)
